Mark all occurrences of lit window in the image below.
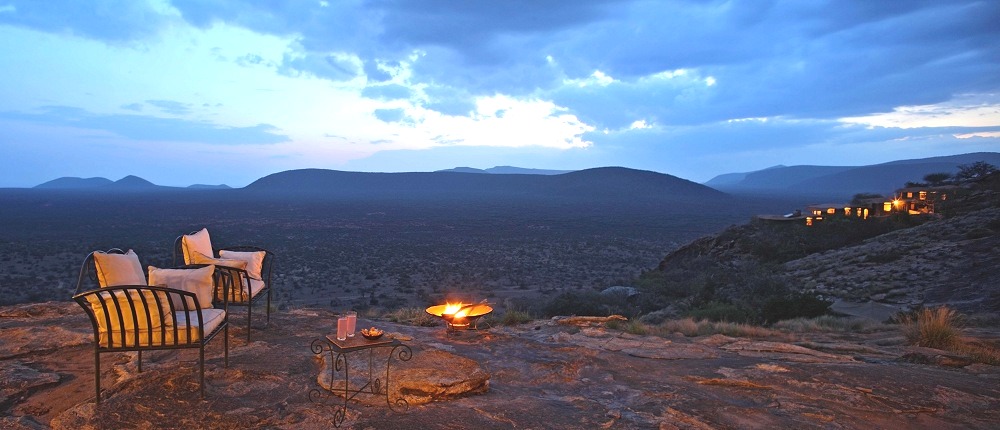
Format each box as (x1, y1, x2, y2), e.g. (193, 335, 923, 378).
(827, 208, 836, 215)
(805, 217, 813, 226)
(883, 202, 892, 212)
(844, 207, 851, 216)
(919, 191, 927, 200)
(907, 192, 913, 198)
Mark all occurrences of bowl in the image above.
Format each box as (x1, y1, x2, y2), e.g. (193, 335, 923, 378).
(360, 327, 384, 340)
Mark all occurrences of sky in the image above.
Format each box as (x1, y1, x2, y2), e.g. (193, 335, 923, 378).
(1, 0, 999, 188)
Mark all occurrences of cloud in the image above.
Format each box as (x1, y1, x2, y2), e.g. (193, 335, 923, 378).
(0, 0, 175, 42)
(0, 0, 998, 187)
(0, 106, 289, 144)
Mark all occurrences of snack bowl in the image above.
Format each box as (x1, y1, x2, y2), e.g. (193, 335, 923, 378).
(360, 327, 384, 340)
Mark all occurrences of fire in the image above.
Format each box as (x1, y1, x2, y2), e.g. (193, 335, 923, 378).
(426, 301, 494, 331)
(442, 302, 470, 319)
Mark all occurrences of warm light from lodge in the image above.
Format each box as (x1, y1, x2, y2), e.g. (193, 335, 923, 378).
(826, 207, 836, 215)
(884, 201, 892, 212)
(844, 207, 851, 216)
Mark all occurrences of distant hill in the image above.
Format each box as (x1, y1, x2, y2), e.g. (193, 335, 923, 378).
(187, 184, 232, 190)
(105, 175, 158, 190)
(436, 166, 572, 175)
(244, 167, 726, 204)
(706, 152, 1000, 199)
(34, 177, 113, 189)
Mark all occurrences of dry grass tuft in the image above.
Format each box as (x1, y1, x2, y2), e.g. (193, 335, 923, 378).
(897, 306, 1000, 365)
(774, 315, 891, 333)
(625, 317, 786, 339)
(900, 307, 960, 349)
(381, 307, 439, 327)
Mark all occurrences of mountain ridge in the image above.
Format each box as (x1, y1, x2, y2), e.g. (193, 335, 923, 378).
(706, 152, 1000, 199)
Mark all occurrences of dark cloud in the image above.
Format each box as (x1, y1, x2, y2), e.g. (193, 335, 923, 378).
(373, 108, 406, 123)
(361, 84, 412, 101)
(0, 106, 289, 145)
(0, 0, 170, 41)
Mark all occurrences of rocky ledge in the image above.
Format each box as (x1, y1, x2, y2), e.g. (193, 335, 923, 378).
(2, 301, 999, 429)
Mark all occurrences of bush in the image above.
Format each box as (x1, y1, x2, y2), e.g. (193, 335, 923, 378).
(760, 293, 831, 323)
(900, 307, 960, 349)
(542, 291, 609, 317)
(382, 307, 439, 327)
(499, 309, 534, 326)
(686, 301, 755, 323)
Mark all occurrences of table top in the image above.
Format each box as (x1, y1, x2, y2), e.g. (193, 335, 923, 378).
(324, 334, 401, 353)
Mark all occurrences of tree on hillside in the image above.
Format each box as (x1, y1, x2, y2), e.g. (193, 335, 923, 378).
(955, 162, 998, 183)
(851, 193, 883, 205)
(923, 172, 952, 186)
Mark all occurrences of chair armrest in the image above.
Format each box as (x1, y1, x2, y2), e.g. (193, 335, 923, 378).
(73, 285, 211, 348)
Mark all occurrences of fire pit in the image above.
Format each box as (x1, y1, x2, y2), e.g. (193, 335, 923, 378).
(425, 302, 493, 331)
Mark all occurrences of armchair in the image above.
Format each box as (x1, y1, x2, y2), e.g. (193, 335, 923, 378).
(73, 249, 229, 403)
(174, 228, 274, 342)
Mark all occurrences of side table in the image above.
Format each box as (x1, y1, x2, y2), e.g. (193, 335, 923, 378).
(309, 335, 413, 427)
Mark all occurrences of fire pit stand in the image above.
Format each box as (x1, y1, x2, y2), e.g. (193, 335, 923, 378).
(309, 336, 413, 427)
(426, 303, 494, 332)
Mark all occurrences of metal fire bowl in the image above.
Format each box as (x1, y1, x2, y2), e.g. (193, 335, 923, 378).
(425, 304, 494, 326)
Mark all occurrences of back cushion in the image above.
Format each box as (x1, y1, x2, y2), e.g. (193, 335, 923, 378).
(86, 289, 166, 333)
(219, 250, 266, 280)
(93, 250, 146, 287)
(181, 228, 214, 265)
(147, 265, 216, 310)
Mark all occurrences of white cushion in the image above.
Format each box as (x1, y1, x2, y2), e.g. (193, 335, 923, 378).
(190, 251, 247, 270)
(93, 250, 146, 287)
(219, 250, 266, 280)
(181, 228, 214, 265)
(191, 251, 251, 299)
(247, 278, 267, 299)
(147, 265, 216, 310)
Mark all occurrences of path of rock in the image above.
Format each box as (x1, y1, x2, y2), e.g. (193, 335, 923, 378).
(2, 301, 999, 429)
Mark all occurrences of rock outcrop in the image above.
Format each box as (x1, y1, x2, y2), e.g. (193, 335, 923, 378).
(2, 301, 999, 429)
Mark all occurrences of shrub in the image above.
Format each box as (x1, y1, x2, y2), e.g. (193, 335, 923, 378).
(686, 301, 754, 323)
(382, 307, 439, 327)
(900, 306, 960, 349)
(542, 291, 608, 317)
(760, 293, 831, 323)
(499, 309, 534, 326)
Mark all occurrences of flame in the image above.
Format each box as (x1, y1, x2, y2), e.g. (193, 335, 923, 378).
(442, 302, 470, 319)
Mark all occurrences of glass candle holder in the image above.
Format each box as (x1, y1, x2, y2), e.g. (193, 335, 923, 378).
(346, 311, 357, 337)
(336, 316, 348, 341)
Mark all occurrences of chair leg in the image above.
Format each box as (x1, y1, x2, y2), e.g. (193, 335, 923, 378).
(200, 345, 205, 399)
(246, 303, 252, 343)
(95, 351, 101, 404)
(224, 323, 229, 368)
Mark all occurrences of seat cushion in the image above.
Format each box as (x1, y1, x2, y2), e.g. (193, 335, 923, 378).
(181, 228, 214, 265)
(93, 250, 146, 287)
(219, 250, 266, 280)
(147, 265, 216, 310)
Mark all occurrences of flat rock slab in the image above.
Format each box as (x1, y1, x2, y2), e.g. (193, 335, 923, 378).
(720, 340, 857, 363)
(5, 303, 1000, 429)
(317, 347, 489, 406)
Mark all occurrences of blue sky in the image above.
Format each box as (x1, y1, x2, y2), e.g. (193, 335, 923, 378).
(1, 0, 999, 187)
